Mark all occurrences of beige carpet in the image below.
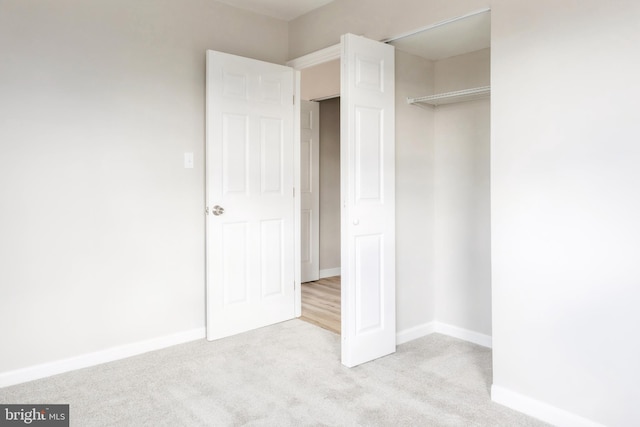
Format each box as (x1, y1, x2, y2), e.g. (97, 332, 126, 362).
(0, 320, 549, 426)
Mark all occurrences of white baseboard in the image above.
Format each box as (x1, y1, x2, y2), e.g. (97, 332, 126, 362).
(319, 267, 341, 279)
(492, 385, 606, 427)
(396, 322, 436, 345)
(396, 321, 492, 348)
(0, 327, 206, 388)
(433, 321, 492, 348)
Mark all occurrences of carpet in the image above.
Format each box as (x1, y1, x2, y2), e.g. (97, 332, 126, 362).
(0, 320, 549, 426)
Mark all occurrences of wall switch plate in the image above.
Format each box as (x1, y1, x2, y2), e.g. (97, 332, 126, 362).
(184, 152, 194, 169)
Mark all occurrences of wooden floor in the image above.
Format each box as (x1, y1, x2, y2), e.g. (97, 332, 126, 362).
(300, 276, 341, 334)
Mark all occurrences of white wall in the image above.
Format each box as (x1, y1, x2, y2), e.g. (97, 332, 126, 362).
(491, 0, 640, 425)
(395, 50, 437, 330)
(318, 98, 341, 272)
(301, 60, 340, 101)
(434, 49, 491, 336)
(0, 0, 288, 375)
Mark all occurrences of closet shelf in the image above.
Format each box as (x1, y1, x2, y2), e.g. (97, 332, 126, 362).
(408, 86, 491, 106)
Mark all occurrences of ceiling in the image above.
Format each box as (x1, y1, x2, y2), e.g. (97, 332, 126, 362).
(388, 10, 491, 61)
(215, 1, 489, 59)
(216, 0, 335, 21)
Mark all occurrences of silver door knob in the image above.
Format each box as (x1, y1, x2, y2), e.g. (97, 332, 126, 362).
(212, 205, 225, 216)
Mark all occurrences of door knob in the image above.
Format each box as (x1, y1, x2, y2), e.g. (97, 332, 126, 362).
(212, 205, 225, 216)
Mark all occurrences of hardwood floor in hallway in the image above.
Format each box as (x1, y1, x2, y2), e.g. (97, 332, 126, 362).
(300, 276, 340, 334)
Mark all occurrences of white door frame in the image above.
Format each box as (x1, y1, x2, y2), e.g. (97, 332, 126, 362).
(289, 45, 341, 319)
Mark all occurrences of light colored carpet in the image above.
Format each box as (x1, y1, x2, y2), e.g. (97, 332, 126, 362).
(0, 320, 549, 426)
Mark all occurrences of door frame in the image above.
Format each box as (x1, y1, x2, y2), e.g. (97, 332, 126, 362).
(288, 45, 341, 319)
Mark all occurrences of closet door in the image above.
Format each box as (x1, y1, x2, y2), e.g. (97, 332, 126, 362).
(341, 34, 396, 367)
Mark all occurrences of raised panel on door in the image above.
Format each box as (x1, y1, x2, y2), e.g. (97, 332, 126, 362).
(222, 114, 249, 195)
(354, 234, 383, 333)
(261, 117, 284, 194)
(222, 222, 249, 305)
(355, 107, 383, 202)
(206, 50, 296, 341)
(261, 218, 285, 298)
(341, 34, 396, 367)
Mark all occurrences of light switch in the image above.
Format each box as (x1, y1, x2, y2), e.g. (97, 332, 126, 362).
(184, 152, 194, 169)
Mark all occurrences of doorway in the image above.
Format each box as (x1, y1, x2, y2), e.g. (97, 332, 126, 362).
(300, 96, 341, 334)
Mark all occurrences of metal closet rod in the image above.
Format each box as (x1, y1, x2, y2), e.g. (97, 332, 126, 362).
(382, 7, 491, 44)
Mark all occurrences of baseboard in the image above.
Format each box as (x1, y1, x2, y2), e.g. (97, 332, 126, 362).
(396, 321, 492, 348)
(492, 385, 606, 427)
(319, 267, 341, 279)
(433, 322, 492, 348)
(0, 327, 206, 388)
(396, 322, 436, 345)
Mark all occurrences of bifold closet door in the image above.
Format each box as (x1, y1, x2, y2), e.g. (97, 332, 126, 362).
(340, 34, 396, 367)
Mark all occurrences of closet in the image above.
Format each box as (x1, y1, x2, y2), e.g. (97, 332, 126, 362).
(387, 9, 493, 341)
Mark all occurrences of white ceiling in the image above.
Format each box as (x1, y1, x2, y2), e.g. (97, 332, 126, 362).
(388, 11, 491, 61)
(216, 0, 335, 21)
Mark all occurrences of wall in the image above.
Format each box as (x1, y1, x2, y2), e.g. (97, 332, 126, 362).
(394, 50, 437, 331)
(434, 49, 491, 336)
(318, 98, 341, 272)
(491, 0, 640, 425)
(0, 0, 287, 377)
(301, 60, 340, 101)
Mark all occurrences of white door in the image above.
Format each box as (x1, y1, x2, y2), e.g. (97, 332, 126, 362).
(206, 50, 296, 340)
(300, 100, 320, 283)
(340, 34, 396, 367)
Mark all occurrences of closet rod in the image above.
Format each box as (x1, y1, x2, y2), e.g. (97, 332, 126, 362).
(383, 8, 491, 44)
(408, 86, 491, 106)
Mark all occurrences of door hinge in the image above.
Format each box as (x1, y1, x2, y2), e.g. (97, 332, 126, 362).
(293, 95, 295, 105)
(293, 188, 295, 197)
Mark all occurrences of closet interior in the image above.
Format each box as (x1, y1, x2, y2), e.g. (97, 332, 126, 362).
(388, 9, 493, 339)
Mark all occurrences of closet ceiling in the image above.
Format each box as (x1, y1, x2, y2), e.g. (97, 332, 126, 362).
(388, 11, 490, 60)
(217, 0, 335, 21)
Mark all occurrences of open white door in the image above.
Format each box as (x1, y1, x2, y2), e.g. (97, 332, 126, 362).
(341, 34, 396, 367)
(300, 100, 320, 283)
(206, 50, 296, 340)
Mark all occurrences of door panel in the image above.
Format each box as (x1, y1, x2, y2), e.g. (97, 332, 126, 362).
(300, 100, 320, 283)
(206, 50, 295, 340)
(341, 34, 396, 367)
